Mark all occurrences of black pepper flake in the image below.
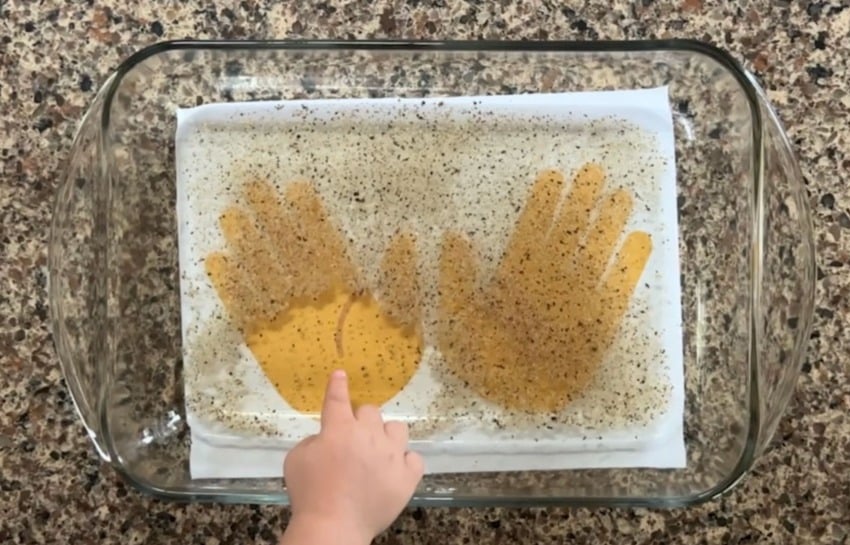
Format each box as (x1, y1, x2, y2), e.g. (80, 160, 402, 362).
(806, 64, 832, 82)
(150, 20, 164, 36)
(818, 193, 835, 209)
(815, 307, 834, 320)
(34, 117, 53, 132)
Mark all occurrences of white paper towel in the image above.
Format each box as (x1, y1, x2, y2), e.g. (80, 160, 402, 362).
(175, 87, 686, 479)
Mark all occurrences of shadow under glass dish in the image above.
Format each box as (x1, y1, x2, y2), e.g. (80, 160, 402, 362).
(49, 40, 814, 506)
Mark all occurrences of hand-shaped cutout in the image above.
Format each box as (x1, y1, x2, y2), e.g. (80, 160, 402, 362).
(205, 180, 422, 413)
(437, 164, 652, 413)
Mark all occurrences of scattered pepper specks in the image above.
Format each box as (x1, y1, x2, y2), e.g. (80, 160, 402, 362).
(177, 95, 678, 444)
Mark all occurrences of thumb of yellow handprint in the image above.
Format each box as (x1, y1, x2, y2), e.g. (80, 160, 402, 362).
(204, 179, 423, 413)
(437, 164, 652, 413)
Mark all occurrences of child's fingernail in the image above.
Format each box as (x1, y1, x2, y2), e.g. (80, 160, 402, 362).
(332, 369, 347, 379)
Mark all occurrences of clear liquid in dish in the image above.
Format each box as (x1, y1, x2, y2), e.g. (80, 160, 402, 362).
(176, 90, 683, 473)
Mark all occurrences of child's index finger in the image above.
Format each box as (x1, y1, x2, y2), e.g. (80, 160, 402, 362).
(320, 369, 354, 430)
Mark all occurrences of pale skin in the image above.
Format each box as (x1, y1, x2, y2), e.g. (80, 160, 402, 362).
(280, 370, 425, 545)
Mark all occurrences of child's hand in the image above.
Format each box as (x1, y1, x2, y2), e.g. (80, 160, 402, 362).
(281, 370, 424, 545)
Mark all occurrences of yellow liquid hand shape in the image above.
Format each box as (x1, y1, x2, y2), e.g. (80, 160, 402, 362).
(437, 164, 652, 413)
(204, 164, 650, 416)
(205, 180, 422, 413)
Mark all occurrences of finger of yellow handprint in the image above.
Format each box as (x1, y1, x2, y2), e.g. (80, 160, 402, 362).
(284, 182, 358, 295)
(377, 231, 421, 329)
(243, 180, 303, 288)
(550, 164, 605, 265)
(598, 230, 653, 327)
(218, 207, 292, 310)
(496, 169, 565, 284)
(438, 232, 479, 318)
(570, 189, 634, 291)
(204, 252, 278, 333)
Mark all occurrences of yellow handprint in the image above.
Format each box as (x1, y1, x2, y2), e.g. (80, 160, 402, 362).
(436, 164, 652, 413)
(204, 179, 422, 413)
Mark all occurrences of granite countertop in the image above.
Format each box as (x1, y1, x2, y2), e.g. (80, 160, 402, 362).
(1, 1, 848, 543)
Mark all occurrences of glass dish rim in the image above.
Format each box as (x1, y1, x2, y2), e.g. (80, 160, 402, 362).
(67, 38, 768, 507)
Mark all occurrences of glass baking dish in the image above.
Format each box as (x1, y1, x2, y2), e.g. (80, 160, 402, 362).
(49, 40, 814, 506)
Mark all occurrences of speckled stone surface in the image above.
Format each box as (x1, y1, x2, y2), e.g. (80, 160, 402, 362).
(1, 1, 848, 544)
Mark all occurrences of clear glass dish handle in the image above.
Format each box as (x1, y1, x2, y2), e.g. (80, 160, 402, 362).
(49, 79, 113, 461)
(753, 82, 816, 454)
